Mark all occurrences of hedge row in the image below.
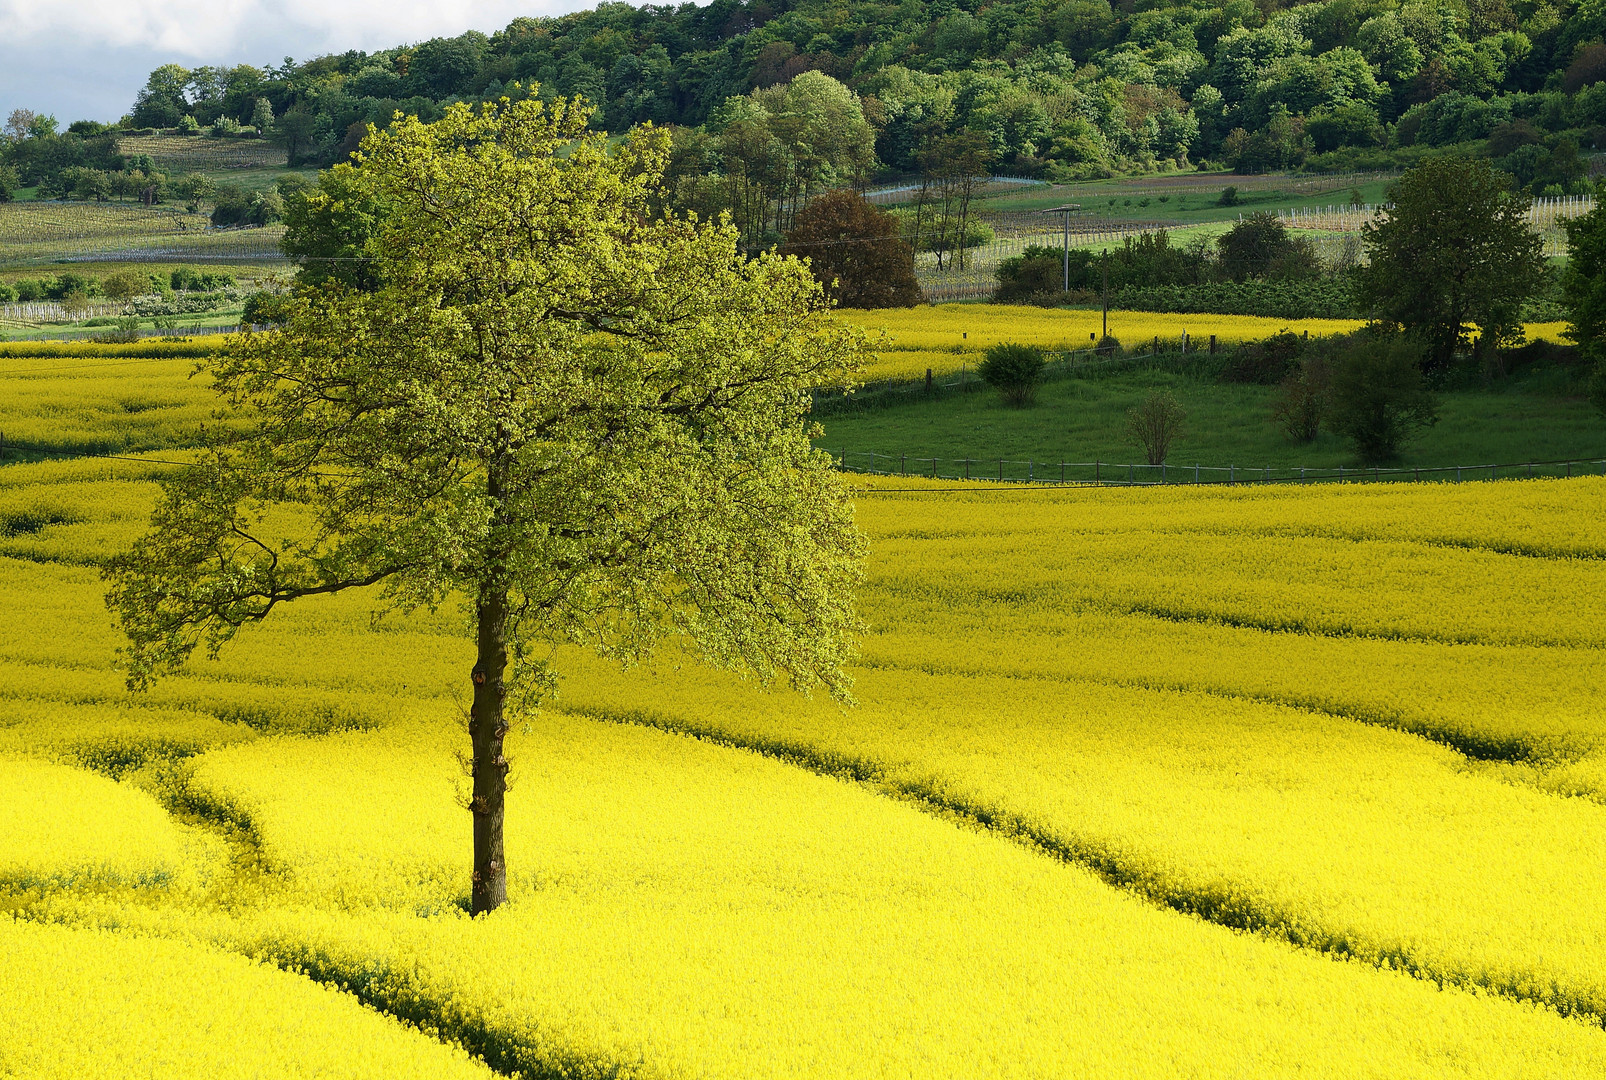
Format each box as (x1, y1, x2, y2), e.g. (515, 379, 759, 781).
(1108, 280, 1362, 320)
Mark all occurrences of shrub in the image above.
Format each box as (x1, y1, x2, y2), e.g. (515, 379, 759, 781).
(171, 267, 235, 292)
(88, 317, 142, 344)
(0, 283, 15, 303)
(1126, 389, 1187, 465)
(978, 343, 1047, 406)
(101, 271, 154, 301)
(1223, 331, 1305, 384)
(211, 186, 284, 227)
(1272, 355, 1332, 442)
(242, 291, 290, 325)
(1328, 333, 1438, 463)
(1218, 185, 1240, 207)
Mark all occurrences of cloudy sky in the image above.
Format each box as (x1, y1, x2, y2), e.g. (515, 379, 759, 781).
(0, 1, 596, 124)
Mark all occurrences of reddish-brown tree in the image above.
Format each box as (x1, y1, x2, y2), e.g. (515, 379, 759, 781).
(782, 190, 924, 309)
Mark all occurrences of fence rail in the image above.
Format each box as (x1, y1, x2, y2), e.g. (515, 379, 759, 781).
(835, 453, 1606, 486)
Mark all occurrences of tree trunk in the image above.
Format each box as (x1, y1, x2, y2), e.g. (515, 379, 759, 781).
(469, 583, 510, 914)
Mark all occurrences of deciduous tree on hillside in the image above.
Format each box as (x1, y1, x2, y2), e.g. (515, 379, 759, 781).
(104, 94, 868, 915)
(1358, 158, 1545, 373)
(781, 190, 923, 309)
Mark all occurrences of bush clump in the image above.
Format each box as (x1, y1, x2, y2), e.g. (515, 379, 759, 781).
(1328, 332, 1439, 463)
(978, 343, 1047, 406)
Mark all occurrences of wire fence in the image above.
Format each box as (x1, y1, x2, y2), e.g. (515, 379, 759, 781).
(835, 452, 1606, 486)
(1, 301, 130, 322)
(815, 338, 1243, 412)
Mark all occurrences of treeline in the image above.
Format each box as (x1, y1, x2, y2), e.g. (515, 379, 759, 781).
(117, 0, 1606, 179)
(994, 205, 1565, 321)
(998, 215, 1334, 304)
(0, 267, 236, 305)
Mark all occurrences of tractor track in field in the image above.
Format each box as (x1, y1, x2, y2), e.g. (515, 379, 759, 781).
(583, 702, 1606, 1031)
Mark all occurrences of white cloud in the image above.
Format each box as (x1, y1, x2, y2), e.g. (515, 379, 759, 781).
(0, 1, 576, 58)
(0, 0, 596, 121)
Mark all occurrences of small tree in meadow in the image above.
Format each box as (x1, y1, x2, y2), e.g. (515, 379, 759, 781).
(1271, 355, 1331, 442)
(978, 343, 1046, 406)
(1328, 333, 1438, 463)
(1127, 389, 1187, 464)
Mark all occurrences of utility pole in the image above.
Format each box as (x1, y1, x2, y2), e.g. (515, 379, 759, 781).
(1101, 248, 1109, 342)
(1040, 204, 1081, 293)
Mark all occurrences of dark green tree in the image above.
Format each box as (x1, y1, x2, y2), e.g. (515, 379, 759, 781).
(1358, 158, 1546, 372)
(1217, 213, 1318, 283)
(270, 106, 318, 165)
(132, 65, 191, 128)
(1328, 333, 1438, 463)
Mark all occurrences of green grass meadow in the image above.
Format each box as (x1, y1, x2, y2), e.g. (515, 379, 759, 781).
(817, 365, 1605, 473)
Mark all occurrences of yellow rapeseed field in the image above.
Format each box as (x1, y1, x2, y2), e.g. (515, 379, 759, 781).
(0, 920, 497, 1079)
(3, 399, 1606, 1073)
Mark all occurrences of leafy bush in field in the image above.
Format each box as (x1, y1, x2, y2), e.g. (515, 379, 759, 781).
(978, 342, 1046, 405)
(1125, 388, 1187, 464)
(101, 270, 161, 300)
(1329, 332, 1439, 462)
(170, 267, 235, 292)
(128, 291, 235, 317)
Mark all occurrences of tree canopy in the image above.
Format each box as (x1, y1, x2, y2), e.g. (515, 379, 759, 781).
(781, 189, 923, 309)
(104, 93, 867, 914)
(1358, 156, 1545, 370)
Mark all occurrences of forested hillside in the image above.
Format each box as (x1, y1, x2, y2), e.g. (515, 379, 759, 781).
(107, 0, 1606, 179)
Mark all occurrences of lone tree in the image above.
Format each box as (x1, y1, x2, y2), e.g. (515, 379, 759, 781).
(1126, 389, 1187, 465)
(1358, 158, 1546, 373)
(104, 95, 867, 915)
(1217, 212, 1319, 283)
(780, 189, 923, 309)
